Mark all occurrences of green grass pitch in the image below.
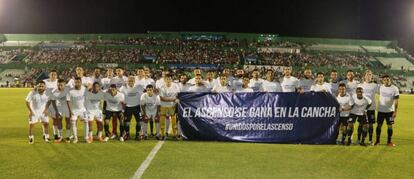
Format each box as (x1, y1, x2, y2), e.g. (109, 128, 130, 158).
(0, 88, 413, 178)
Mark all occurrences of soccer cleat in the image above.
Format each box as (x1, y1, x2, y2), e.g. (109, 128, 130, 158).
(387, 142, 396, 147)
(155, 136, 160, 140)
(140, 135, 145, 140)
(110, 134, 117, 140)
(369, 141, 374, 146)
(29, 137, 34, 144)
(119, 137, 124, 142)
(134, 136, 140, 141)
(86, 137, 93, 144)
(65, 137, 71, 143)
(359, 142, 367, 147)
(98, 137, 104, 142)
(44, 138, 50, 143)
(54, 134, 59, 140)
(374, 141, 380, 146)
(104, 137, 109, 142)
(72, 137, 78, 144)
(54, 138, 62, 143)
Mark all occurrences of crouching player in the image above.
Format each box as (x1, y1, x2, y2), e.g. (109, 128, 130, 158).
(49, 79, 70, 143)
(103, 84, 125, 142)
(85, 82, 105, 143)
(140, 85, 161, 140)
(336, 83, 353, 144)
(346, 87, 372, 146)
(25, 81, 56, 144)
(66, 77, 89, 143)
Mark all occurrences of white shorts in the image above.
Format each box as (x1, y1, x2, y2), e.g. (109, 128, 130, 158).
(87, 110, 103, 122)
(48, 106, 70, 118)
(70, 110, 88, 121)
(144, 112, 157, 119)
(28, 112, 49, 124)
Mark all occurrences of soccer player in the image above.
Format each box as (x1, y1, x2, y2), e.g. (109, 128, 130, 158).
(140, 85, 161, 140)
(91, 67, 103, 86)
(328, 70, 339, 95)
(235, 75, 254, 92)
(44, 69, 59, 139)
(341, 70, 359, 95)
(85, 82, 105, 143)
(101, 68, 114, 92)
(188, 67, 203, 85)
(346, 87, 372, 146)
(143, 67, 155, 86)
(298, 68, 314, 92)
(357, 70, 379, 144)
(120, 76, 143, 140)
(178, 74, 191, 92)
(212, 74, 232, 93)
(231, 68, 244, 90)
(156, 69, 169, 90)
(336, 83, 353, 144)
(111, 67, 128, 89)
(375, 75, 399, 147)
(67, 66, 92, 89)
(66, 77, 89, 143)
(159, 74, 181, 140)
(261, 69, 282, 92)
(204, 70, 218, 91)
(103, 84, 125, 142)
(280, 66, 299, 92)
(188, 74, 209, 92)
(310, 72, 331, 93)
(25, 81, 55, 144)
(249, 69, 265, 92)
(49, 79, 70, 143)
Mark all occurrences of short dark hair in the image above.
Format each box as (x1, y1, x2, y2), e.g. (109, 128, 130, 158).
(347, 69, 353, 73)
(57, 79, 66, 83)
(109, 84, 117, 88)
(338, 83, 346, 88)
(146, 84, 154, 89)
(50, 69, 57, 73)
(331, 70, 337, 73)
(316, 72, 324, 76)
(37, 81, 46, 85)
(92, 82, 100, 86)
(382, 74, 390, 78)
(74, 77, 81, 81)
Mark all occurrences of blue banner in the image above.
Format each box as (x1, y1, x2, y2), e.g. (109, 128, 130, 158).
(178, 92, 340, 144)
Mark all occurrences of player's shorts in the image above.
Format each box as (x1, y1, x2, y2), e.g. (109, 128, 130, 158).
(143, 112, 158, 122)
(104, 110, 123, 120)
(367, 110, 376, 124)
(48, 106, 70, 118)
(339, 116, 349, 125)
(377, 112, 394, 125)
(70, 110, 89, 121)
(124, 106, 140, 122)
(28, 111, 49, 124)
(87, 110, 103, 122)
(348, 114, 368, 124)
(159, 106, 175, 116)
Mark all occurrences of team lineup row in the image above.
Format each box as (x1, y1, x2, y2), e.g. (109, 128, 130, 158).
(25, 66, 399, 146)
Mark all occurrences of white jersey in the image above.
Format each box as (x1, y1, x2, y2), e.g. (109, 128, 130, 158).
(231, 78, 243, 90)
(26, 90, 51, 112)
(67, 76, 92, 88)
(358, 82, 379, 111)
(50, 87, 70, 108)
(298, 78, 314, 92)
(101, 77, 113, 92)
(378, 85, 399, 113)
(212, 84, 232, 93)
(311, 83, 332, 93)
(188, 85, 209, 92)
(235, 87, 254, 93)
(85, 91, 104, 112)
(111, 76, 128, 89)
(336, 93, 354, 117)
(261, 80, 282, 92)
(281, 76, 299, 92)
(328, 81, 339, 95)
(341, 79, 359, 95)
(155, 78, 165, 90)
(145, 78, 155, 86)
(204, 79, 218, 91)
(159, 83, 181, 107)
(249, 78, 265, 92)
(119, 85, 143, 107)
(66, 86, 87, 112)
(91, 76, 102, 86)
(188, 77, 205, 86)
(178, 83, 191, 92)
(135, 77, 150, 89)
(104, 92, 125, 112)
(140, 93, 160, 115)
(350, 95, 372, 116)
(43, 79, 58, 92)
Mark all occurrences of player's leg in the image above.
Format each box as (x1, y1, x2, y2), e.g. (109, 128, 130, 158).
(141, 115, 149, 140)
(40, 114, 50, 142)
(159, 107, 166, 140)
(170, 108, 178, 138)
(149, 117, 154, 137)
(386, 113, 395, 146)
(339, 117, 348, 144)
(82, 112, 90, 142)
(155, 115, 160, 140)
(359, 115, 369, 146)
(346, 115, 356, 145)
(28, 114, 36, 144)
(367, 110, 375, 145)
(70, 114, 78, 143)
(375, 112, 386, 145)
(111, 112, 118, 139)
(133, 106, 141, 140)
(116, 112, 125, 141)
(54, 114, 63, 143)
(103, 112, 111, 142)
(95, 111, 104, 141)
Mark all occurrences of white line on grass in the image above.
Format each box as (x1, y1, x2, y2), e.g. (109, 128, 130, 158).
(132, 140, 165, 179)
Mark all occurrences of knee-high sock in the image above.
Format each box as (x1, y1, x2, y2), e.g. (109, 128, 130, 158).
(361, 127, 368, 143)
(71, 121, 77, 138)
(160, 116, 166, 136)
(156, 122, 160, 136)
(376, 125, 382, 142)
(357, 124, 362, 141)
(119, 120, 125, 136)
(135, 121, 140, 136)
(141, 122, 148, 136)
(112, 119, 118, 135)
(368, 125, 374, 141)
(387, 127, 393, 143)
(84, 121, 89, 140)
(171, 115, 177, 136)
(104, 122, 110, 137)
(165, 118, 170, 135)
(347, 127, 353, 141)
(124, 121, 130, 136)
(149, 120, 154, 134)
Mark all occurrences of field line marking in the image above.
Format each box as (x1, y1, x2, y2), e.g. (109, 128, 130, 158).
(132, 140, 165, 179)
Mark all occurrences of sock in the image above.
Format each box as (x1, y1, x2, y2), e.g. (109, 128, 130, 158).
(368, 126, 373, 141)
(347, 128, 353, 142)
(165, 119, 170, 135)
(98, 131, 103, 138)
(88, 131, 93, 138)
(66, 128, 71, 138)
(341, 131, 347, 142)
(124, 122, 130, 137)
(29, 135, 34, 139)
(156, 122, 160, 136)
(71, 121, 77, 138)
(119, 121, 125, 137)
(142, 122, 148, 136)
(376, 125, 382, 142)
(112, 119, 117, 135)
(361, 128, 368, 143)
(41, 125, 46, 136)
(160, 116, 166, 136)
(84, 122, 89, 140)
(140, 121, 145, 136)
(45, 133, 49, 139)
(58, 129, 63, 138)
(387, 127, 393, 143)
(357, 124, 362, 141)
(53, 125, 57, 136)
(104, 123, 110, 137)
(171, 115, 177, 136)
(149, 120, 154, 134)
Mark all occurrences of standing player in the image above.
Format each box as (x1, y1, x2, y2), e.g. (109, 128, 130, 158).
(231, 68, 244, 90)
(346, 87, 372, 146)
(261, 69, 282, 92)
(341, 70, 359, 95)
(156, 69, 169, 90)
(44, 69, 59, 140)
(66, 77, 89, 143)
(204, 70, 218, 91)
(249, 69, 265, 92)
(91, 67, 103, 86)
(109, 67, 127, 139)
(336, 83, 353, 144)
(140, 85, 161, 140)
(328, 70, 339, 95)
(85, 82, 105, 143)
(212, 74, 232, 93)
(67, 66, 92, 89)
(159, 74, 181, 140)
(101, 68, 114, 92)
(103, 84, 125, 141)
(375, 75, 399, 147)
(120, 76, 144, 140)
(280, 66, 299, 92)
(25, 81, 55, 144)
(298, 68, 314, 92)
(178, 74, 191, 92)
(188, 74, 209, 92)
(188, 68, 203, 85)
(310, 72, 332, 93)
(235, 75, 254, 92)
(357, 70, 379, 144)
(49, 79, 70, 143)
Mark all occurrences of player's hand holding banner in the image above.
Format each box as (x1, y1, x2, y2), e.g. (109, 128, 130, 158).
(178, 92, 340, 144)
